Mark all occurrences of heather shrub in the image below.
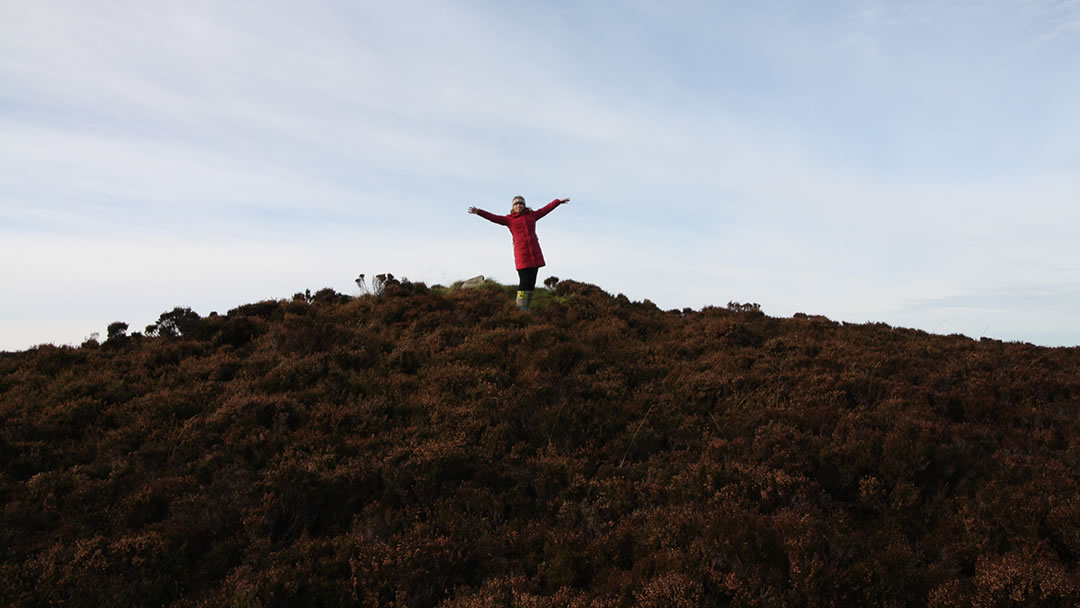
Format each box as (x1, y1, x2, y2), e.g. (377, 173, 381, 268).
(2, 279, 1079, 607)
(146, 307, 203, 339)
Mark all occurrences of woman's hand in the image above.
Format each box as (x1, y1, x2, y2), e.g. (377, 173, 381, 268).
(467, 206, 478, 214)
(558, 198, 570, 204)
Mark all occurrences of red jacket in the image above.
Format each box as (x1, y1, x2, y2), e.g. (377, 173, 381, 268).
(476, 199, 564, 270)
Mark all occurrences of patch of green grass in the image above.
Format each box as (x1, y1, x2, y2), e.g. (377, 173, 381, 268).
(433, 278, 564, 310)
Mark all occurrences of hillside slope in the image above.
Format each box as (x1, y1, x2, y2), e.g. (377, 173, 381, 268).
(2, 279, 1079, 607)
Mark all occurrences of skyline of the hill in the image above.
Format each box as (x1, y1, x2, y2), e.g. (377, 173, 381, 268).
(2, 274, 1078, 353)
(2, 2, 1079, 351)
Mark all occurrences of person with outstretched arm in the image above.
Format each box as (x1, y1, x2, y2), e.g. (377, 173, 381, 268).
(468, 195, 570, 310)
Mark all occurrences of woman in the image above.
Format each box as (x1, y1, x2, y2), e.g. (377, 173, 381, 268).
(468, 195, 570, 310)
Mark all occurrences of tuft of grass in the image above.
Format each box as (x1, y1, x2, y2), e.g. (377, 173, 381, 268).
(432, 278, 507, 296)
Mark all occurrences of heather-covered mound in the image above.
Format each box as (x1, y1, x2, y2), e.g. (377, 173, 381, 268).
(2, 279, 1079, 607)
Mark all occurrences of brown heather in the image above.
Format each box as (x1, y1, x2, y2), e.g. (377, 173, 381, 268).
(1, 279, 1078, 607)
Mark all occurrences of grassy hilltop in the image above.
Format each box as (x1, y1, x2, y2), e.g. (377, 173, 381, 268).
(2, 278, 1079, 607)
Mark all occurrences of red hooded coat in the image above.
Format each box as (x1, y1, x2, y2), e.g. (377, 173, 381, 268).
(476, 199, 564, 270)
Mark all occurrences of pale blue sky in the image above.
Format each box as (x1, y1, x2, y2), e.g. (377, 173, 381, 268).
(2, 0, 1078, 350)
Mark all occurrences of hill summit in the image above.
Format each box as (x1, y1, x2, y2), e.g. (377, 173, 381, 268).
(2, 278, 1078, 607)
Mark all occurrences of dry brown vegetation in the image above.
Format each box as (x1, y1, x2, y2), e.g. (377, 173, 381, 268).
(2, 279, 1078, 607)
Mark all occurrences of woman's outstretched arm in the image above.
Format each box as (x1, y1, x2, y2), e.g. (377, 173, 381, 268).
(533, 198, 570, 220)
(468, 206, 509, 226)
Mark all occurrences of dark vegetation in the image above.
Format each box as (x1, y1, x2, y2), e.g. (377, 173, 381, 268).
(2, 278, 1079, 607)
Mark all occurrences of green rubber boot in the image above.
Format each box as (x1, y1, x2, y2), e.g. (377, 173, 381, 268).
(516, 290, 534, 311)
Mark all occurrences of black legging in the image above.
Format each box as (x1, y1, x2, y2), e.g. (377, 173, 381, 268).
(517, 267, 539, 291)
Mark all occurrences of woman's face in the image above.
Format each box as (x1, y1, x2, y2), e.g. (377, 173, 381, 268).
(512, 201, 525, 213)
